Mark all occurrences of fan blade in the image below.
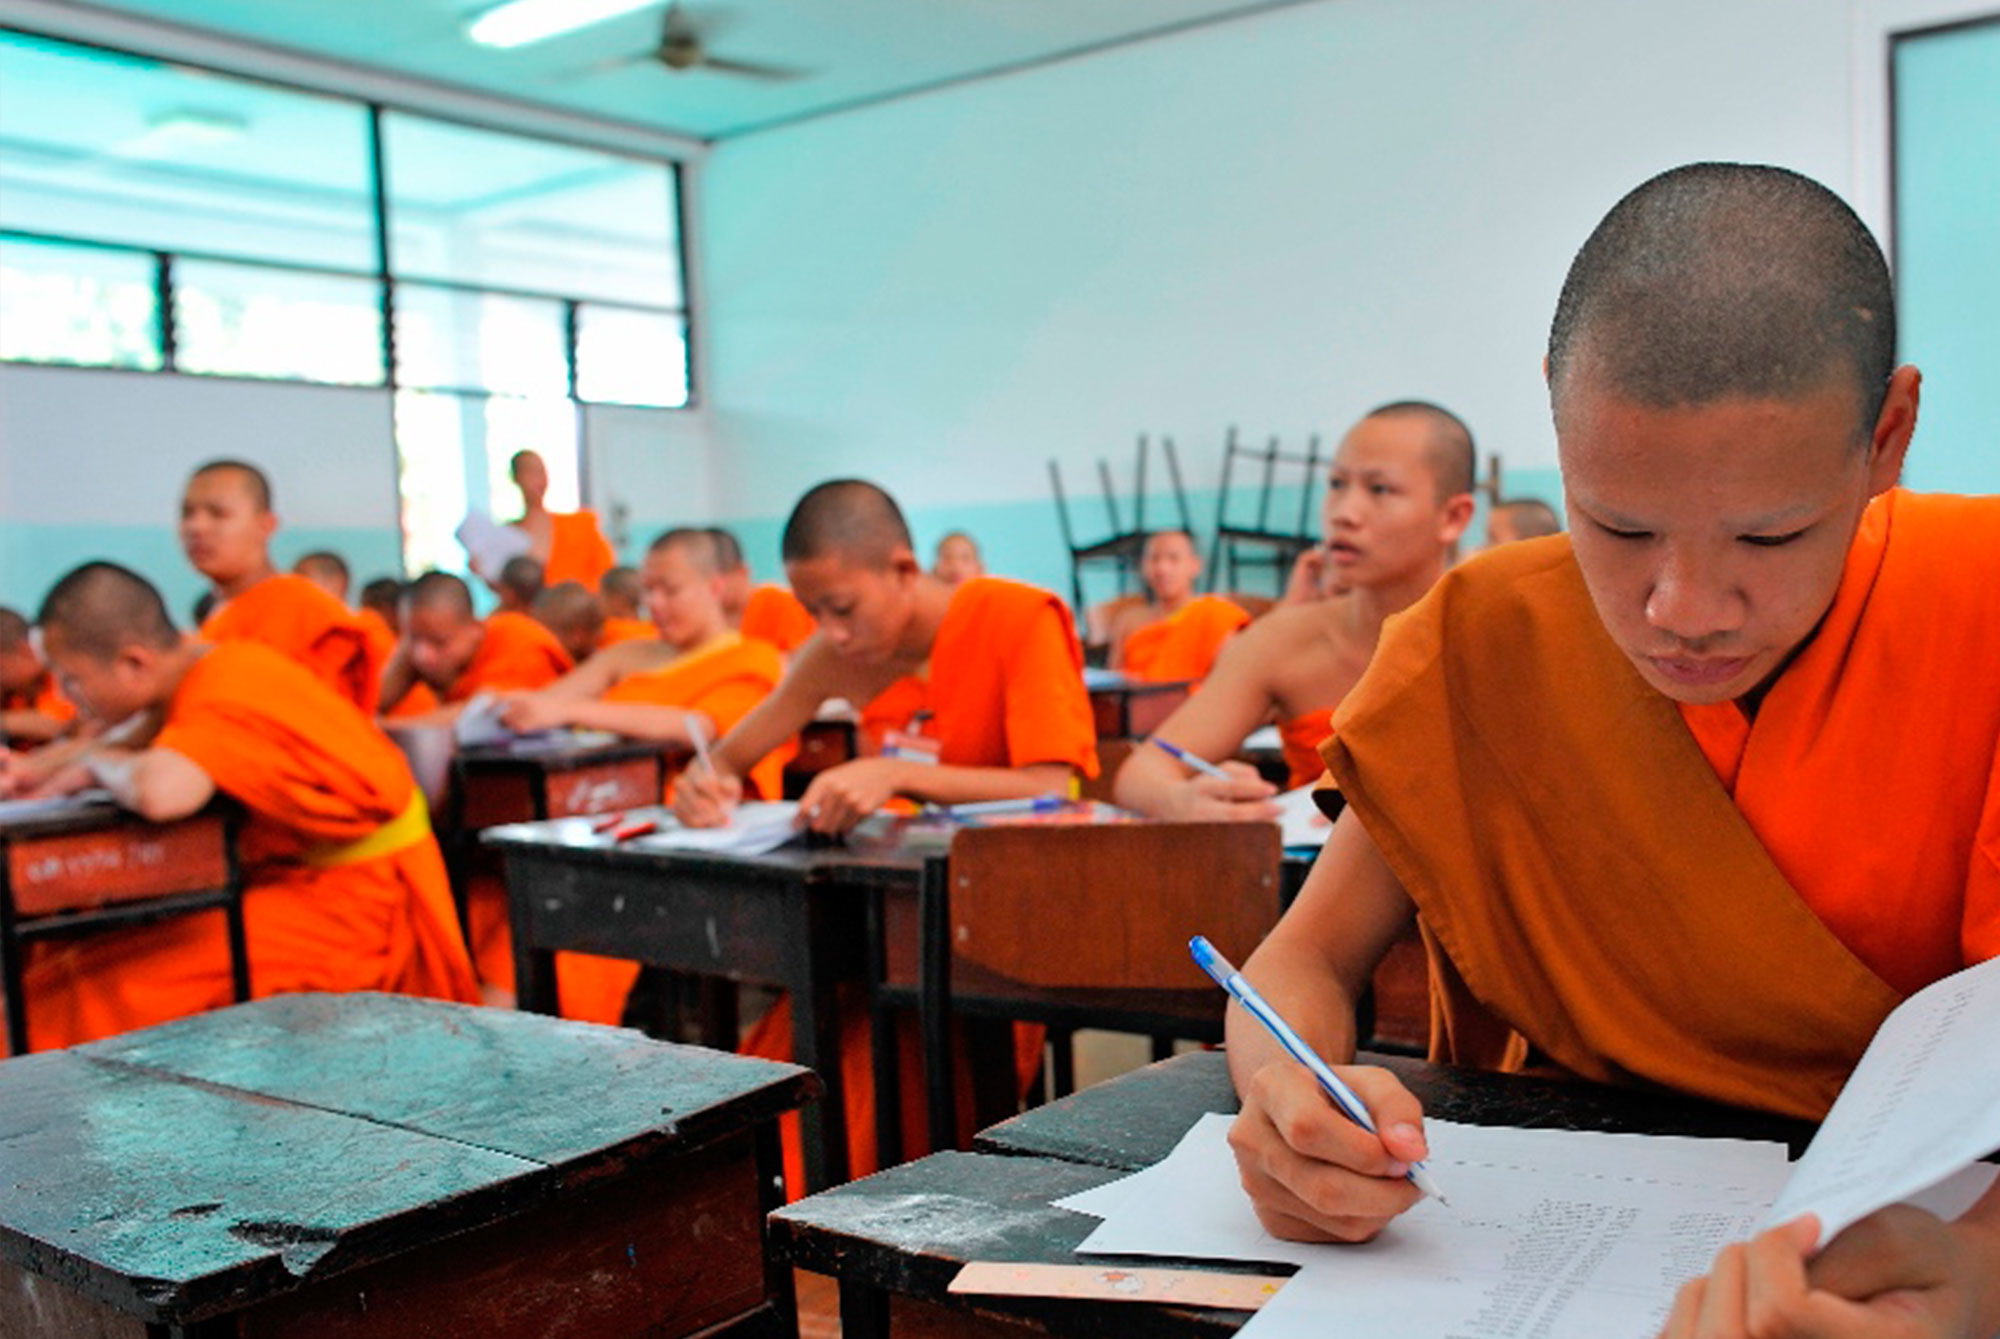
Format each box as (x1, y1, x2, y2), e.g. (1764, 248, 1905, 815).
(552, 50, 655, 80)
(698, 53, 807, 81)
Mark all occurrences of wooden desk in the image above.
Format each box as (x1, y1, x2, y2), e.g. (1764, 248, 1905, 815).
(453, 736, 675, 830)
(0, 991, 817, 1339)
(0, 798, 245, 1057)
(488, 816, 1329, 1193)
(1087, 677, 1193, 740)
(773, 1049, 1816, 1338)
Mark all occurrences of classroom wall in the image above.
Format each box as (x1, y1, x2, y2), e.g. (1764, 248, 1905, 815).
(699, 0, 1999, 599)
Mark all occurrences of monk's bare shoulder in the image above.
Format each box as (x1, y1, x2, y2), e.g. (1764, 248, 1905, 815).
(781, 634, 907, 707)
(1242, 599, 1373, 718)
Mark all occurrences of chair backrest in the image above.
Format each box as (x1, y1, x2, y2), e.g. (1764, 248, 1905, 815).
(944, 822, 1282, 994)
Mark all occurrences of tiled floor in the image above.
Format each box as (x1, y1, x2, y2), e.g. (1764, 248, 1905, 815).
(797, 1270, 841, 1339)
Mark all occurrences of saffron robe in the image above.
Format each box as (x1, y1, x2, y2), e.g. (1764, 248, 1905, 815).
(1117, 594, 1251, 683)
(1321, 490, 2000, 1120)
(598, 616, 657, 648)
(359, 608, 438, 719)
(16, 641, 478, 1052)
(2, 670, 77, 737)
(201, 574, 383, 713)
(1278, 707, 1334, 789)
(442, 612, 573, 702)
(538, 511, 615, 590)
(741, 584, 816, 655)
(747, 577, 1100, 1191)
(477, 634, 786, 1024)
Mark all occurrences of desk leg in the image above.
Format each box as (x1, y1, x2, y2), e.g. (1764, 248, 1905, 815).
(839, 1280, 890, 1339)
(0, 870, 26, 1057)
(787, 895, 848, 1194)
(503, 855, 559, 1015)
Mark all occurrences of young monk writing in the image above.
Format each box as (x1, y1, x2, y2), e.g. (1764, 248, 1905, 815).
(507, 449, 614, 590)
(0, 563, 477, 1050)
(1113, 404, 1474, 818)
(379, 571, 572, 717)
(597, 565, 655, 646)
(182, 460, 382, 712)
(675, 480, 1099, 1185)
(1485, 496, 1563, 547)
(1, 607, 76, 747)
(1221, 165, 2000, 1338)
(496, 527, 789, 1021)
(708, 527, 818, 655)
(1103, 529, 1250, 683)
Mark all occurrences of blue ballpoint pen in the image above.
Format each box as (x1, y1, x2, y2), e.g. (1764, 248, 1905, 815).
(931, 793, 1067, 819)
(1149, 735, 1231, 781)
(1190, 934, 1448, 1204)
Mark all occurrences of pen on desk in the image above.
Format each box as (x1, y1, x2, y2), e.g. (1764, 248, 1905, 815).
(930, 794, 1067, 819)
(612, 820, 658, 842)
(1149, 736, 1231, 782)
(1189, 934, 1448, 1205)
(590, 811, 626, 833)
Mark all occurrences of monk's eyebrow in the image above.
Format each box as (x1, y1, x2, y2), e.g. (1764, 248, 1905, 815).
(1732, 503, 1823, 532)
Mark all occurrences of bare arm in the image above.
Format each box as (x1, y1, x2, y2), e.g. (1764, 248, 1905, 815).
(523, 698, 707, 746)
(1114, 623, 1284, 820)
(794, 758, 1075, 834)
(87, 746, 215, 823)
(1224, 807, 1429, 1243)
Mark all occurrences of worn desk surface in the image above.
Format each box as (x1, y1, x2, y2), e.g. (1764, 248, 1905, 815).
(0, 992, 817, 1337)
(773, 1049, 1817, 1338)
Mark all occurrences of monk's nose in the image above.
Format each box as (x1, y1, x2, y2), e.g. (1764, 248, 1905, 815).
(1643, 550, 1744, 642)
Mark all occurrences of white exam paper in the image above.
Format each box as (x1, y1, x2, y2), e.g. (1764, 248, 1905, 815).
(627, 801, 803, 856)
(1272, 785, 1333, 848)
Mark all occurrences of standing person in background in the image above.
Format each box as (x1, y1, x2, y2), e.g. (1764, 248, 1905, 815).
(506, 450, 614, 591)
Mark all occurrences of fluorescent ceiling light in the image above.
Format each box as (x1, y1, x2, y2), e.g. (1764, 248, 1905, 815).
(466, 0, 658, 49)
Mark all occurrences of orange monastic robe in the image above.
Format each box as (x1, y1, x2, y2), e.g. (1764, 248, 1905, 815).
(18, 642, 478, 1052)
(1278, 707, 1333, 789)
(443, 612, 573, 702)
(2, 671, 77, 726)
(202, 574, 384, 713)
(598, 616, 657, 649)
(541, 511, 616, 590)
(1322, 490, 2000, 1120)
(748, 577, 1101, 1191)
(1116, 595, 1251, 683)
(541, 633, 789, 1025)
(359, 607, 437, 720)
(741, 584, 816, 655)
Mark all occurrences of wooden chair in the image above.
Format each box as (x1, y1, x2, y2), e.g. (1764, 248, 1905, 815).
(1, 806, 248, 1057)
(1074, 737, 1137, 803)
(872, 822, 1283, 1155)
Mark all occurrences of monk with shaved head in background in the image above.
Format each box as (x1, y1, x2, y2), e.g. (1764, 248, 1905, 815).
(1103, 528, 1250, 683)
(182, 459, 383, 712)
(1, 606, 75, 747)
(1114, 402, 1475, 818)
(0, 562, 476, 1050)
(1486, 496, 1563, 547)
(378, 570, 572, 717)
(292, 550, 351, 604)
(596, 565, 655, 647)
(532, 580, 606, 666)
(708, 526, 817, 655)
(1216, 165, 2000, 1337)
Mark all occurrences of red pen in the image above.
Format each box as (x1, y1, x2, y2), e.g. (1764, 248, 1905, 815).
(613, 820, 658, 842)
(590, 811, 626, 833)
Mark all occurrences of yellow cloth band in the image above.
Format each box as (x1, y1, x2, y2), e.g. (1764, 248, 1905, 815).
(304, 790, 431, 868)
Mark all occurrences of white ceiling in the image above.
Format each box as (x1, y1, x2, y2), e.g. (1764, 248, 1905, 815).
(44, 0, 1323, 142)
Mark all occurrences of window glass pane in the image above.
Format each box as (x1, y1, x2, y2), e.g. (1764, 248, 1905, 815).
(393, 388, 579, 581)
(0, 237, 161, 369)
(383, 114, 681, 306)
(575, 305, 689, 407)
(174, 260, 384, 384)
(0, 32, 376, 271)
(393, 283, 569, 396)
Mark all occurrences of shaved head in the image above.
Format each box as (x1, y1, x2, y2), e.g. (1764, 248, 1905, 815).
(533, 580, 602, 626)
(293, 550, 349, 601)
(601, 565, 642, 616)
(497, 555, 544, 606)
(38, 562, 179, 661)
(781, 480, 913, 570)
(359, 577, 403, 621)
(190, 458, 273, 512)
(1491, 498, 1563, 542)
(704, 527, 748, 575)
(0, 607, 28, 652)
(650, 527, 724, 576)
(1548, 163, 1894, 433)
(405, 570, 477, 622)
(1364, 401, 1476, 501)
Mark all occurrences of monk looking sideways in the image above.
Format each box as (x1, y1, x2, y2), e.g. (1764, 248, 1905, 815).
(1224, 165, 2000, 1337)
(1114, 403, 1474, 817)
(182, 460, 382, 712)
(1, 563, 477, 1050)
(1104, 529, 1250, 683)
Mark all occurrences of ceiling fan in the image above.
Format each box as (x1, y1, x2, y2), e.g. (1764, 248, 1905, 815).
(583, 4, 806, 82)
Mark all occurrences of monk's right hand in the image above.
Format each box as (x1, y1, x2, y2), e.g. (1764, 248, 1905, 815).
(1226, 1060, 1429, 1242)
(1166, 759, 1280, 822)
(671, 765, 741, 829)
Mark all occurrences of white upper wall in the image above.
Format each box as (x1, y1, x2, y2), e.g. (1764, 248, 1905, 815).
(699, 0, 1995, 521)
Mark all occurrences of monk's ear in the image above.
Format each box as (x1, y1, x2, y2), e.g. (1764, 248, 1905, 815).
(256, 508, 278, 544)
(1864, 365, 1919, 497)
(1437, 492, 1477, 546)
(888, 548, 923, 583)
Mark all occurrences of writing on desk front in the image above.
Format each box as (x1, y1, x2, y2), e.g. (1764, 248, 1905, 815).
(18, 838, 169, 887)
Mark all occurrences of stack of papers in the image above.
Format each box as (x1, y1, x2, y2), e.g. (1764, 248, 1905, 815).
(626, 802, 803, 856)
(1056, 952, 2000, 1336)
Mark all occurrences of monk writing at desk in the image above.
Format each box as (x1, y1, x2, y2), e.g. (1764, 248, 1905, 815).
(1112, 403, 1474, 819)
(675, 479, 1099, 1184)
(183, 460, 382, 713)
(1, 563, 477, 1051)
(1101, 529, 1250, 684)
(1223, 164, 2000, 1338)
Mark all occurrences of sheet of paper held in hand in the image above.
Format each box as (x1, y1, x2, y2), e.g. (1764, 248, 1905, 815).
(1054, 952, 2000, 1338)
